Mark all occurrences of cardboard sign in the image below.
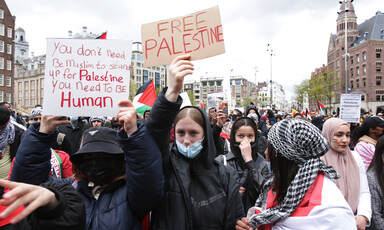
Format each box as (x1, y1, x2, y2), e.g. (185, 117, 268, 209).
(43, 38, 132, 116)
(142, 6, 225, 67)
(180, 92, 192, 109)
(339, 94, 361, 123)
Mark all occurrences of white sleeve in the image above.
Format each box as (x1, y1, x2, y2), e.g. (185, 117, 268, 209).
(352, 151, 372, 224)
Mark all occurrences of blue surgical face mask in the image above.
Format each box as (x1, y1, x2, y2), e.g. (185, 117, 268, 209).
(247, 113, 258, 121)
(176, 139, 203, 159)
(70, 116, 78, 122)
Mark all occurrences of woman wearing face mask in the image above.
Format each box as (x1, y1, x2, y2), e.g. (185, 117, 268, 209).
(145, 54, 244, 229)
(321, 118, 371, 230)
(8, 103, 164, 230)
(216, 117, 270, 213)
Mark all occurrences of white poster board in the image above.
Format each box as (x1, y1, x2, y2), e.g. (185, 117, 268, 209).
(180, 92, 192, 109)
(43, 38, 132, 116)
(339, 94, 361, 123)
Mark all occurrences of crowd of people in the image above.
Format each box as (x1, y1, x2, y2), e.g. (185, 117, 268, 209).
(0, 54, 383, 229)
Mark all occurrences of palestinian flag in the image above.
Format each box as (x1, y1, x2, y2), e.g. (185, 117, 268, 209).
(316, 100, 325, 116)
(96, 31, 107, 39)
(133, 80, 157, 115)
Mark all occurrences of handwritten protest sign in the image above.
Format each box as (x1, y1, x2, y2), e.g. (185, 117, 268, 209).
(141, 6, 225, 67)
(43, 38, 132, 116)
(339, 93, 361, 123)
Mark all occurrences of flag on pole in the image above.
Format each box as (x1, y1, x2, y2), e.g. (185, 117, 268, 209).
(132, 80, 157, 115)
(317, 100, 325, 116)
(96, 31, 107, 39)
(292, 109, 299, 117)
(200, 101, 204, 109)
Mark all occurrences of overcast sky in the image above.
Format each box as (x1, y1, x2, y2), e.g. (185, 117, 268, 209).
(5, 0, 384, 100)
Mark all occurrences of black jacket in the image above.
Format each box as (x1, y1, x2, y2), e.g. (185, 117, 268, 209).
(215, 117, 270, 213)
(146, 89, 244, 230)
(9, 124, 24, 162)
(0, 181, 85, 230)
(57, 120, 84, 155)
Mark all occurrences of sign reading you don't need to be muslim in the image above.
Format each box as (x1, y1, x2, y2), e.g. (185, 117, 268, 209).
(142, 6, 225, 67)
(43, 39, 132, 116)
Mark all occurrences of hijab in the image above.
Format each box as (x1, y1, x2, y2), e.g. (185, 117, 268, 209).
(321, 118, 359, 213)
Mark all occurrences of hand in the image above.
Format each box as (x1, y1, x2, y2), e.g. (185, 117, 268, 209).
(355, 215, 367, 230)
(216, 110, 226, 128)
(39, 115, 69, 134)
(239, 139, 253, 163)
(239, 186, 246, 194)
(236, 217, 254, 230)
(117, 100, 138, 137)
(165, 54, 194, 102)
(0, 179, 58, 224)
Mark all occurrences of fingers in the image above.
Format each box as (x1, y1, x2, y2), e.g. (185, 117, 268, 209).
(170, 54, 191, 65)
(236, 217, 250, 230)
(0, 179, 18, 190)
(118, 100, 133, 108)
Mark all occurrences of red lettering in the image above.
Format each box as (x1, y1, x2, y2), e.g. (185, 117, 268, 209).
(157, 38, 172, 57)
(216, 25, 224, 42)
(157, 22, 168, 37)
(192, 33, 201, 51)
(171, 37, 182, 55)
(171, 19, 182, 33)
(210, 27, 216, 44)
(61, 92, 71, 107)
(183, 33, 192, 53)
(145, 39, 157, 59)
(79, 69, 88, 80)
(196, 11, 207, 30)
(183, 16, 194, 32)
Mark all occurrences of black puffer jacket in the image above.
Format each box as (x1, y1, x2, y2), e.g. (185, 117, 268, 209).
(215, 117, 270, 213)
(146, 88, 244, 230)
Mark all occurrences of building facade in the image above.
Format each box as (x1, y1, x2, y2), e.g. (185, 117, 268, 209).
(327, 0, 384, 114)
(257, 80, 286, 111)
(131, 41, 167, 90)
(0, 0, 15, 104)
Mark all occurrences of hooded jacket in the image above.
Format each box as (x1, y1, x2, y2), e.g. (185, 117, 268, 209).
(146, 88, 244, 230)
(215, 117, 270, 213)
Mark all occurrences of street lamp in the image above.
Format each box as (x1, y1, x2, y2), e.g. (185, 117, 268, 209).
(267, 44, 275, 109)
(254, 66, 258, 105)
(339, 0, 350, 94)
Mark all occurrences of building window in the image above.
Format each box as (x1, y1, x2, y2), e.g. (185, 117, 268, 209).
(363, 65, 366, 74)
(202, 88, 207, 93)
(363, 51, 366, 61)
(216, 86, 222, 92)
(0, 24, 4, 36)
(216, 81, 222, 86)
(209, 88, 215, 93)
(0, 9, 3, 19)
(0, 41, 3, 53)
(377, 76, 382, 86)
(350, 68, 354, 77)
(7, 60, 11, 70)
(350, 56, 353, 65)
(235, 79, 241, 85)
(356, 79, 359, 88)
(6, 93, 11, 103)
(363, 78, 366, 87)
(377, 48, 382, 59)
(7, 28, 12, 38)
(236, 93, 241, 98)
(7, 44, 11, 54)
(209, 81, 215, 86)
(350, 80, 354, 88)
(0, 91, 3, 102)
(0, 74, 3, 86)
(377, 62, 382, 73)
(361, 95, 365, 101)
(377, 95, 381, 101)
(6, 76, 11, 87)
(202, 82, 207, 87)
(235, 85, 241, 91)
(356, 54, 360, 63)
(356, 67, 359, 76)
(336, 59, 340, 67)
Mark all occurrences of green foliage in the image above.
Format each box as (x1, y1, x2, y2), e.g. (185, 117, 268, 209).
(129, 80, 138, 101)
(187, 90, 196, 106)
(242, 98, 254, 108)
(294, 79, 309, 107)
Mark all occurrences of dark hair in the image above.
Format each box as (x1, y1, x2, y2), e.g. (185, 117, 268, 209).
(351, 119, 376, 145)
(276, 115, 283, 122)
(234, 109, 243, 117)
(293, 113, 303, 118)
(267, 109, 275, 118)
(268, 142, 299, 204)
(232, 117, 258, 141)
(368, 135, 384, 196)
(0, 102, 9, 107)
(174, 107, 206, 146)
(0, 107, 11, 126)
(144, 110, 151, 116)
(209, 107, 217, 112)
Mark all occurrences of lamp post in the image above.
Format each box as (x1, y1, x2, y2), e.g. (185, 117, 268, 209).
(340, 0, 350, 94)
(254, 66, 258, 105)
(267, 44, 275, 109)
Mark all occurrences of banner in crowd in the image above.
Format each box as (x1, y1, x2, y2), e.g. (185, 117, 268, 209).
(141, 6, 225, 67)
(43, 38, 132, 116)
(339, 93, 361, 123)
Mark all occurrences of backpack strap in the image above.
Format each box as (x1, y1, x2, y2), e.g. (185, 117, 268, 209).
(57, 133, 66, 146)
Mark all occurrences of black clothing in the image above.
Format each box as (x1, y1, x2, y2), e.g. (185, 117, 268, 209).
(146, 88, 244, 230)
(57, 120, 85, 155)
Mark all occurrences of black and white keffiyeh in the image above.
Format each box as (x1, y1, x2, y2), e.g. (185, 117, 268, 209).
(249, 119, 339, 228)
(0, 122, 15, 154)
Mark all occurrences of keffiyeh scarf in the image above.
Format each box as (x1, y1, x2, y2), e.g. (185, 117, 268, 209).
(0, 122, 15, 154)
(249, 119, 339, 228)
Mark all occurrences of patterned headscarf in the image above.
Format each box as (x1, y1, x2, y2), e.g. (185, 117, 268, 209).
(89, 116, 106, 125)
(0, 122, 15, 154)
(249, 119, 339, 228)
(30, 108, 43, 118)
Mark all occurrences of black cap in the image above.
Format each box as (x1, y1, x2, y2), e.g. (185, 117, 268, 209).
(363, 116, 384, 129)
(70, 127, 123, 162)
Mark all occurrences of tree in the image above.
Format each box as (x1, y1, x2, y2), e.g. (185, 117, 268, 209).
(294, 79, 309, 108)
(187, 90, 196, 106)
(241, 98, 254, 108)
(129, 81, 139, 101)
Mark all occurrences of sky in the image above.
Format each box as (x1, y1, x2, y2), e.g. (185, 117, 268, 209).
(5, 0, 384, 101)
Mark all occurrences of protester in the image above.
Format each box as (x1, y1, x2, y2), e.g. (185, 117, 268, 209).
(57, 116, 85, 155)
(9, 103, 164, 230)
(145, 54, 244, 229)
(266, 109, 276, 125)
(143, 110, 151, 120)
(321, 118, 371, 229)
(378, 112, 383, 119)
(352, 116, 384, 170)
(367, 135, 384, 230)
(216, 116, 269, 213)
(236, 119, 355, 230)
(0, 103, 25, 127)
(88, 116, 107, 127)
(208, 107, 217, 126)
(0, 107, 23, 180)
(0, 179, 85, 230)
